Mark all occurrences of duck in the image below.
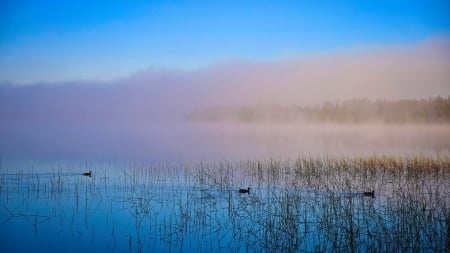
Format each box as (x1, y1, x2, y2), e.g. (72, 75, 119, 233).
(363, 190, 375, 197)
(82, 171, 92, 177)
(239, 187, 251, 194)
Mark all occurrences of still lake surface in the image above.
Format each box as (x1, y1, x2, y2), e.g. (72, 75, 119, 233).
(1, 158, 449, 252)
(0, 123, 449, 252)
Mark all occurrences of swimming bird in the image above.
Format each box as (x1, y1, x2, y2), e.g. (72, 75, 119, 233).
(82, 171, 92, 177)
(363, 190, 375, 197)
(239, 187, 251, 194)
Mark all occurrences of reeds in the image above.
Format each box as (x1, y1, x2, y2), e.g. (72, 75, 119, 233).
(0, 155, 448, 252)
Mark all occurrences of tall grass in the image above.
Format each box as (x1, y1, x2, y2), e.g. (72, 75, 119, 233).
(0, 155, 448, 252)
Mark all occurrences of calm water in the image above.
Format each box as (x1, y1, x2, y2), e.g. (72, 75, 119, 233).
(1, 122, 449, 161)
(1, 158, 449, 252)
(1, 121, 449, 252)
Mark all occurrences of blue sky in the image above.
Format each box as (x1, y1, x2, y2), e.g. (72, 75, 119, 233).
(1, 0, 449, 83)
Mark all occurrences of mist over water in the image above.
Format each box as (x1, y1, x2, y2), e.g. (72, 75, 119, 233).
(2, 4, 450, 252)
(1, 38, 449, 163)
(0, 40, 449, 253)
(1, 118, 449, 163)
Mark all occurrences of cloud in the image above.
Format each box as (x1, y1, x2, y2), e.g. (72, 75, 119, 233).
(198, 36, 450, 106)
(0, 36, 449, 159)
(2, 36, 450, 123)
(3, 36, 450, 113)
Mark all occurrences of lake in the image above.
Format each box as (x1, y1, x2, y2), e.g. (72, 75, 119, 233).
(1, 122, 449, 252)
(1, 156, 449, 252)
(1, 122, 449, 161)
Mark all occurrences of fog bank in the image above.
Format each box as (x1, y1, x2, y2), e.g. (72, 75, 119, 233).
(1, 37, 449, 160)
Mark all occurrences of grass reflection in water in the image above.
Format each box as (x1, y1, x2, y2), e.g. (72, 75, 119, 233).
(1, 155, 449, 252)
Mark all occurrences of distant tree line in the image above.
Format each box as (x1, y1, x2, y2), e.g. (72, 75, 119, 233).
(186, 96, 450, 124)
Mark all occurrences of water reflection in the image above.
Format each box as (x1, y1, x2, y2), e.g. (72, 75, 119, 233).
(1, 156, 449, 252)
(1, 122, 449, 161)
